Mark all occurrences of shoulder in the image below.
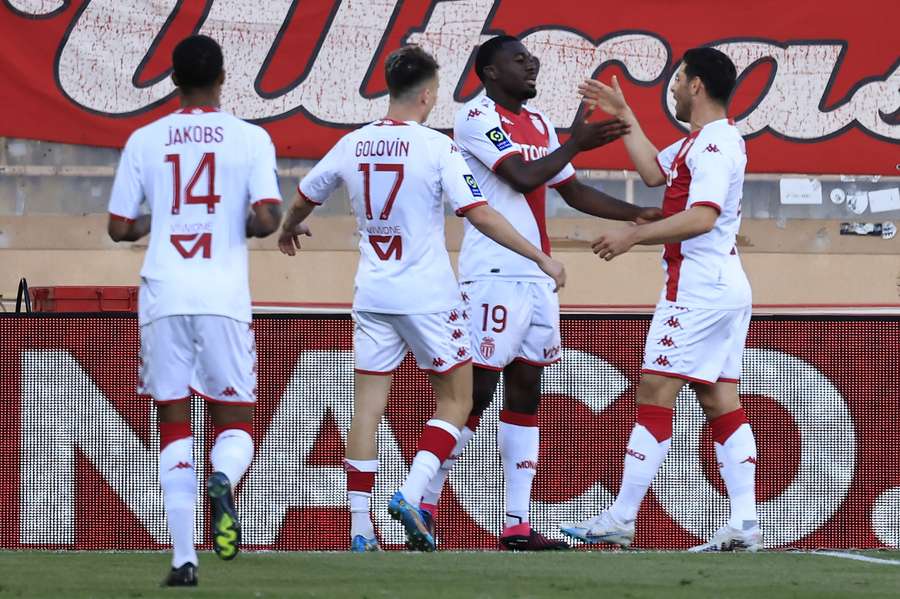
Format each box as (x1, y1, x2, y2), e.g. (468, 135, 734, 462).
(226, 114, 274, 145)
(455, 95, 501, 129)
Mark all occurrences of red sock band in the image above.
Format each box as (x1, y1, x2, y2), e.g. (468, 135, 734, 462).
(466, 414, 481, 431)
(346, 470, 376, 493)
(420, 502, 438, 517)
(709, 408, 749, 445)
(417, 425, 457, 463)
(159, 421, 192, 451)
(499, 409, 538, 427)
(637, 404, 673, 443)
(213, 421, 253, 440)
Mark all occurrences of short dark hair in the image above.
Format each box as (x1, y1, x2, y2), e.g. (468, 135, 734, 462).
(474, 35, 519, 82)
(681, 47, 737, 105)
(172, 35, 223, 91)
(384, 45, 439, 99)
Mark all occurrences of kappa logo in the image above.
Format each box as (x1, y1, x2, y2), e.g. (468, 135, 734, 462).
(741, 456, 758, 465)
(462, 310, 470, 321)
(657, 335, 677, 347)
(449, 310, 460, 322)
(500, 115, 515, 126)
(704, 144, 720, 153)
(452, 328, 464, 340)
(456, 347, 469, 359)
(654, 355, 671, 367)
(461, 292, 470, 303)
(467, 108, 483, 120)
(432, 357, 446, 368)
(626, 448, 646, 461)
(665, 317, 682, 329)
(543, 345, 560, 360)
(480, 336, 496, 359)
(485, 127, 512, 151)
(516, 460, 537, 470)
(450, 143, 459, 153)
(169, 462, 193, 471)
(463, 174, 483, 198)
(222, 387, 238, 397)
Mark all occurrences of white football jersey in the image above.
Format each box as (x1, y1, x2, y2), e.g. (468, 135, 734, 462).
(298, 119, 487, 314)
(455, 95, 575, 282)
(108, 106, 282, 325)
(655, 118, 751, 309)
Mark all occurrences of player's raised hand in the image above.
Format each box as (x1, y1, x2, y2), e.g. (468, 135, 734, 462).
(538, 255, 567, 291)
(579, 76, 630, 118)
(591, 226, 638, 261)
(277, 223, 312, 256)
(571, 115, 631, 151)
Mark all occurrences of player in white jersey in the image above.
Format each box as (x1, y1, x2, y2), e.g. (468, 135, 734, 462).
(107, 36, 283, 586)
(418, 35, 662, 551)
(276, 46, 565, 552)
(561, 47, 760, 552)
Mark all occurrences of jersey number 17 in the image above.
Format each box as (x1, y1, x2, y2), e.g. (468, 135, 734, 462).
(359, 162, 404, 261)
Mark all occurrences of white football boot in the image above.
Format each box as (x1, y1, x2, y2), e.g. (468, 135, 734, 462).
(688, 522, 762, 552)
(559, 510, 634, 548)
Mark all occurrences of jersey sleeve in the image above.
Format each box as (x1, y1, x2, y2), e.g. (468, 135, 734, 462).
(436, 136, 489, 216)
(297, 137, 344, 205)
(655, 139, 682, 178)
(453, 109, 521, 172)
(248, 128, 282, 207)
(687, 145, 733, 213)
(108, 134, 143, 222)
(545, 117, 576, 188)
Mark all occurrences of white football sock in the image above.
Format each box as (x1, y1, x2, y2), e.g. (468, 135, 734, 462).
(159, 437, 198, 568)
(609, 424, 671, 524)
(498, 420, 539, 528)
(421, 425, 476, 507)
(399, 420, 460, 508)
(345, 458, 378, 539)
(210, 427, 254, 487)
(716, 423, 758, 530)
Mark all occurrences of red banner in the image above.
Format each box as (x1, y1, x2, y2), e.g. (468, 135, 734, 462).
(1, 1, 897, 174)
(1, 314, 899, 551)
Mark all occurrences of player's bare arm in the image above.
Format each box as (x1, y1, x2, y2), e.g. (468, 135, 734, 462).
(276, 190, 315, 256)
(495, 115, 629, 194)
(591, 205, 718, 261)
(554, 178, 662, 223)
(465, 203, 566, 291)
(246, 202, 283, 238)
(107, 214, 151, 242)
(579, 76, 664, 187)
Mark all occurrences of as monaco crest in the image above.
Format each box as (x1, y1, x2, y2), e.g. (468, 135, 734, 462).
(480, 336, 496, 359)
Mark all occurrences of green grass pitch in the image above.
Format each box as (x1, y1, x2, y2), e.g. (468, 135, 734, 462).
(1, 551, 899, 598)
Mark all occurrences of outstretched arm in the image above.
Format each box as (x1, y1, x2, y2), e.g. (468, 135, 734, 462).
(277, 191, 316, 255)
(591, 205, 718, 261)
(579, 76, 665, 187)
(247, 202, 283, 238)
(555, 178, 662, 222)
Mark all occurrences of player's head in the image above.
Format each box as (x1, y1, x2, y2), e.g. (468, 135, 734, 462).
(171, 35, 225, 95)
(385, 45, 440, 121)
(475, 35, 539, 101)
(670, 47, 736, 122)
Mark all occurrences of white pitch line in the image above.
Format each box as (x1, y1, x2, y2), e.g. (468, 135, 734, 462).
(811, 551, 900, 566)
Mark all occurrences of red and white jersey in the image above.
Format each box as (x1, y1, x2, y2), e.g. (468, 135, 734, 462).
(108, 107, 282, 325)
(455, 95, 575, 282)
(655, 118, 751, 309)
(298, 119, 487, 314)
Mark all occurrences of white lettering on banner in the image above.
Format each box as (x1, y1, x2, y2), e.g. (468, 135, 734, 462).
(17, 1, 892, 140)
(450, 348, 627, 539)
(653, 349, 856, 548)
(871, 487, 900, 548)
(666, 42, 900, 141)
(19, 350, 207, 545)
(238, 350, 408, 545)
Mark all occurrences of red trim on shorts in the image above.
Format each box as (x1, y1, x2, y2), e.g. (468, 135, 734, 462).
(491, 151, 522, 172)
(159, 421, 192, 451)
(455, 200, 488, 216)
(512, 356, 560, 368)
(692, 201, 722, 214)
(109, 212, 135, 224)
(153, 395, 191, 405)
(641, 368, 714, 385)
(718, 377, 740, 384)
(548, 172, 576, 189)
(354, 368, 394, 376)
(473, 362, 504, 372)
(213, 421, 253, 439)
(190, 386, 254, 405)
(423, 358, 472, 376)
(499, 409, 538, 427)
(297, 188, 323, 205)
(252, 198, 282, 207)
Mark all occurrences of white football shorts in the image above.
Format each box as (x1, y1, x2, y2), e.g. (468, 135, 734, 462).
(641, 302, 751, 385)
(353, 306, 472, 375)
(139, 315, 257, 403)
(461, 279, 561, 371)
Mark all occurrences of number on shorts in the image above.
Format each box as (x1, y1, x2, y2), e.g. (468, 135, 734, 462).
(481, 303, 507, 333)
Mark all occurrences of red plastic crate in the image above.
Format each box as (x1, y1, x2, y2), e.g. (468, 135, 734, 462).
(29, 286, 138, 312)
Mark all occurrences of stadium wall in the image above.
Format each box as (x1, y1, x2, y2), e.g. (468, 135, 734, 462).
(1, 314, 898, 551)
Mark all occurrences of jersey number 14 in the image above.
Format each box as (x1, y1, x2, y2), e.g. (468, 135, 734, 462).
(359, 162, 404, 261)
(165, 153, 221, 259)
